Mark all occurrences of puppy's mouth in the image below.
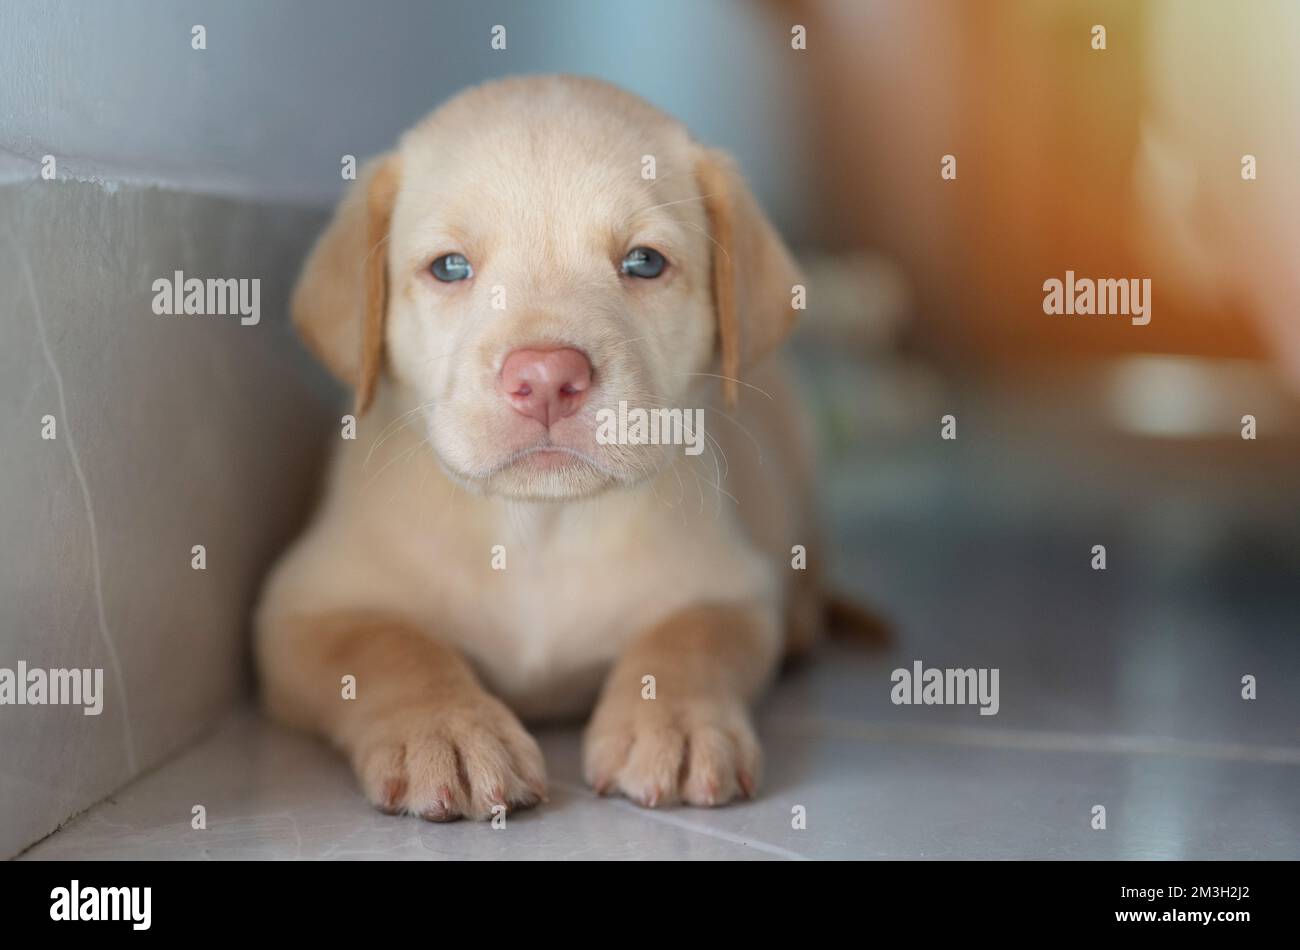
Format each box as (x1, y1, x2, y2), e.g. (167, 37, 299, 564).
(436, 437, 636, 501)
(491, 443, 610, 476)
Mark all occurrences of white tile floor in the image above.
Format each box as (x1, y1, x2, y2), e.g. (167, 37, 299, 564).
(21, 367, 1300, 860)
(21, 636, 1300, 860)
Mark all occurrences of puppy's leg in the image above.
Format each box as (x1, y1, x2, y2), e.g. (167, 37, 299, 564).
(583, 603, 780, 807)
(258, 610, 546, 821)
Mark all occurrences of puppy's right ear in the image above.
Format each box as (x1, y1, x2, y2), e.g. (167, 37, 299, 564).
(291, 154, 402, 415)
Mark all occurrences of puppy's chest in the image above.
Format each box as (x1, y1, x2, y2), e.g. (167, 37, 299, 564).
(409, 524, 743, 717)
(448, 547, 660, 703)
(372, 484, 770, 718)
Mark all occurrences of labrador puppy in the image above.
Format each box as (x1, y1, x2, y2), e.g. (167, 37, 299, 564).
(255, 75, 829, 820)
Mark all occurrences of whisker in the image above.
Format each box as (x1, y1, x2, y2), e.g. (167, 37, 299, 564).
(677, 219, 729, 264)
(679, 372, 773, 400)
(363, 402, 433, 469)
(636, 192, 715, 215)
(362, 437, 427, 491)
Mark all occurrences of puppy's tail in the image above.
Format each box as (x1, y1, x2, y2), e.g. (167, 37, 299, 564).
(824, 593, 892, 646)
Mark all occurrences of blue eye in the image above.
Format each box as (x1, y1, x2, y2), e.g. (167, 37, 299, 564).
(431, 253, 473, 282)
(621, 247, 666, 279)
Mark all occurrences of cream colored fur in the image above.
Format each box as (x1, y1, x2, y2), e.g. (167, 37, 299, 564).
(256, 75, 820, 819)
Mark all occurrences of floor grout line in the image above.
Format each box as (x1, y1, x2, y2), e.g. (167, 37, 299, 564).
(764, 714, 1300, 765)
(549, 779, 809, 861)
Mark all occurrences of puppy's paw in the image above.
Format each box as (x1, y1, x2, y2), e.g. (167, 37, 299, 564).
(350, 694, 546, 822)
(583, 691, 761, 808)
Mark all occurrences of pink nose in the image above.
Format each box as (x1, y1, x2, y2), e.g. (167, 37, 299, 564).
(499, 347, 593, 426)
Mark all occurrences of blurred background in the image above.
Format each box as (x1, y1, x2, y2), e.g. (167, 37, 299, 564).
(2, 0, 1297, 859)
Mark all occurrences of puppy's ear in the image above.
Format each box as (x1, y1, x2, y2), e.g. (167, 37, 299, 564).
(695, 148, 803, 407)
(291, 154, 402, 415)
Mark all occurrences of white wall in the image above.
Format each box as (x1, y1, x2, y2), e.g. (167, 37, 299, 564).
(0, 182, 334, 857)
(0, 0, 808, 225)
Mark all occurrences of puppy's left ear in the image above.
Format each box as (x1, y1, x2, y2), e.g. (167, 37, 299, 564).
(291, 154, 402, 415)
(695, 148, 804, 407)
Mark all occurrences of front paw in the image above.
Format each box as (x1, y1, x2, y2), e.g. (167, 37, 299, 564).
(583, 690, 761, 808)
(350, 694, 546, 822)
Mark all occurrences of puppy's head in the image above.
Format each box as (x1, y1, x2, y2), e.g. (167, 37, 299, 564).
(293, 75, 801, 500)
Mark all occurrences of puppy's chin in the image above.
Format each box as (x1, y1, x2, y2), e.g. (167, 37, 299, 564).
(485, 462, 616, 501)
(439, 446, 640, 502)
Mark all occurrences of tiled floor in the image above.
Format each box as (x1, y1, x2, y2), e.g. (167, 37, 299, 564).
(20, 640, 1300, 861)
(22, 364, 1300, 860)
